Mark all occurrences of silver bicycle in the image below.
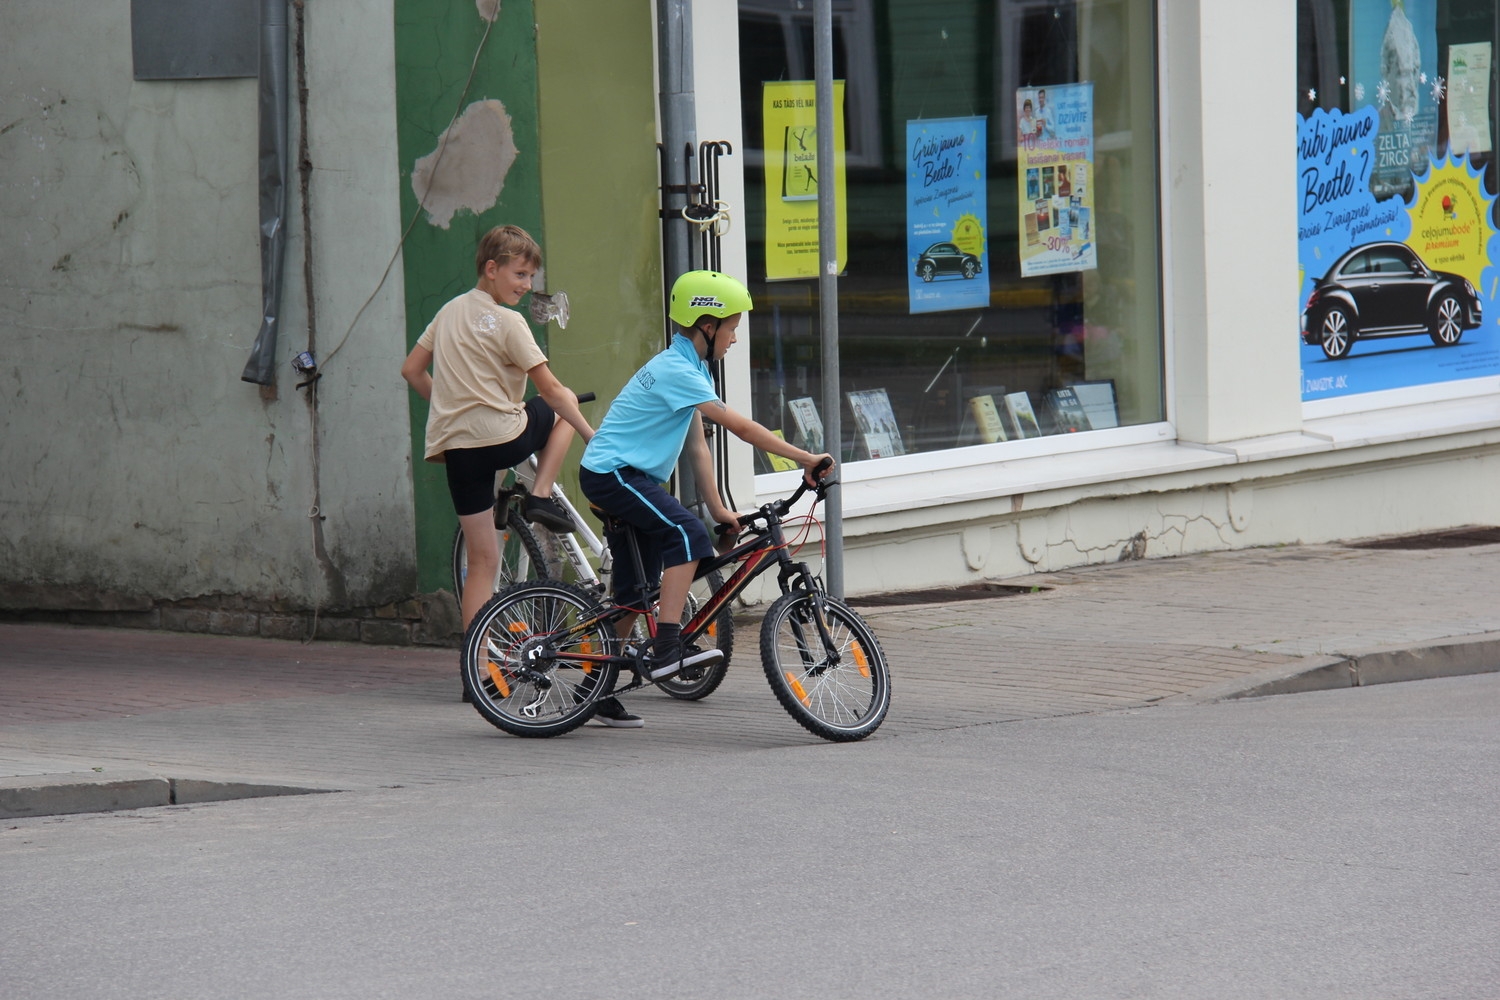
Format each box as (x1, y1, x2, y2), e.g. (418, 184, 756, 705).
(451, 455, 734, 700)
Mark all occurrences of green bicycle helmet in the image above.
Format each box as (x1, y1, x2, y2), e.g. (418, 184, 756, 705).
(668, 270, 754, 329)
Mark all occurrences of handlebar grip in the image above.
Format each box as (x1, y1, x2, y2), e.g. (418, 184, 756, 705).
(714, 520, 740, 538)
(575, 391, 596, 404)
(812, 456, 834, 477)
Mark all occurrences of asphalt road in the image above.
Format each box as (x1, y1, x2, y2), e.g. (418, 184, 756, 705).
(4, 673, 1497, 1000)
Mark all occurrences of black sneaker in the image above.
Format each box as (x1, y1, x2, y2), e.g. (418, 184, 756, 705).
(522, 495, 575, 533)
(644, 638, 724, 682)
(592, 696, 644, 728)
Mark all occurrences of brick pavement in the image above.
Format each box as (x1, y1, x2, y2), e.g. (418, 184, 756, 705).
(1, 540, 1497, 815)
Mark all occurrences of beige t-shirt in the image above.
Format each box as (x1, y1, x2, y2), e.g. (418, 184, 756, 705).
(417, 288, 548, 462)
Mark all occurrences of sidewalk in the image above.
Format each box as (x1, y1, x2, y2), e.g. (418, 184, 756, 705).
(3, 538, 1498, 818)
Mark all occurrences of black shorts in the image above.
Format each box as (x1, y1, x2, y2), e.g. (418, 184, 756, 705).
(578, 466, 713, 609)
(443, 396, 556, 516)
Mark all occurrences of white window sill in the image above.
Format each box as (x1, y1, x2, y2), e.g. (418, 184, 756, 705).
(754, 391, 1500, 521)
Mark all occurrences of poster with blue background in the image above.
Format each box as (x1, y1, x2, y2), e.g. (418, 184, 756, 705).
(1296, 2, 1500, 403)
(907, 116, 988, 314)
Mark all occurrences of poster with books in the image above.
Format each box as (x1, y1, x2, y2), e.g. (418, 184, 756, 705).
(1004, 391, 1042, 439)
(1015, 82, 1096, 276)
(967, 394, 1008, 443)
(846, 388, 905, 459)
(1045, 387, 1091, 433)
(786, 397, 825, 454)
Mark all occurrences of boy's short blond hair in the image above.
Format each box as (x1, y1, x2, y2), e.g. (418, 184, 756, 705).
(476, 225, 542, 276)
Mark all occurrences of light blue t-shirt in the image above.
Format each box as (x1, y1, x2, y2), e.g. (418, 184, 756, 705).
(582, 334, 719, 483)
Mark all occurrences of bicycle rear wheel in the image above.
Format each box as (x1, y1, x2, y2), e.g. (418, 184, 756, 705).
(658, 570, 734, 700)
(461, 581, 617, 738)
(760, 591, 891, 742)
(451, 508, 550, 602)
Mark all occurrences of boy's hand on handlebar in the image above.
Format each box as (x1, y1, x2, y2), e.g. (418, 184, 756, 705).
(713, 518, 742, 554)
(801, 453, 836, 487)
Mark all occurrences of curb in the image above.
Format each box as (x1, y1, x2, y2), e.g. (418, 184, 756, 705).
(0, 770, 335, 820)
(1181, 633, 1500, 704)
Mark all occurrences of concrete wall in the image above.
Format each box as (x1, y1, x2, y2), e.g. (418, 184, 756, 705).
(0, 1, 417, 636)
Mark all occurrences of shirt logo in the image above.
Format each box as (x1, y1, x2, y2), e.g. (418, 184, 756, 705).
(636, 371, 656, 390)
(688, 295, 724, 309)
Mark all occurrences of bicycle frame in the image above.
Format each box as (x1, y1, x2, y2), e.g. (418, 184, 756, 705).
(502, 457, 610, 587)
(531, 477, 835, 689)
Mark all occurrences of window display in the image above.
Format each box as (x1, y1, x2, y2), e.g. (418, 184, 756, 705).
(1296, 0, 1500, 402)
(738, 0, 1163, 469)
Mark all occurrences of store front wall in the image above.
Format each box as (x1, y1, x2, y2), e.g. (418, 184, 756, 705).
(694, 0, 1500, 596)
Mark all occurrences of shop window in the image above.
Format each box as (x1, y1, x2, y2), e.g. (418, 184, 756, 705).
(1296, 0, 1500, 402)
(739, 0, 1163, 470)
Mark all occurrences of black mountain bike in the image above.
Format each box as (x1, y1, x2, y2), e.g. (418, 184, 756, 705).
(460, 463, 891, 742)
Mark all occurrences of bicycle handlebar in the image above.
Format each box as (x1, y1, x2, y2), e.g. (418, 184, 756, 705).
(575, 391, 596, 404)
(715, 457, 836, 538)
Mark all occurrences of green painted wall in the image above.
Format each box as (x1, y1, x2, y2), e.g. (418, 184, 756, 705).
(534, 0, 664, 509)
(394, 0, 662, 597)
(394, 0, 544, 595)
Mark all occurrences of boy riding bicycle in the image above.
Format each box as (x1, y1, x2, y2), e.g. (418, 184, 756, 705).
(579, 270, 833, 725)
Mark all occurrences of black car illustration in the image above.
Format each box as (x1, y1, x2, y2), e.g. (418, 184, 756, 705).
(1301, 241, 1482, 360)
(915, 242, 982, 282)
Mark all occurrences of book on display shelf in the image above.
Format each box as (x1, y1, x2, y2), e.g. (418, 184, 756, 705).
(967, 394, 1008, 443)
(1069, 379, 1119, 429)
(1045, 387, 1091, 433)
(1004, 391, 1042, 439)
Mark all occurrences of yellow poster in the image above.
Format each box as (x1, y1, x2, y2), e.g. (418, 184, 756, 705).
(762, 80, 848, 280)
(1405, 155, 1496, 290)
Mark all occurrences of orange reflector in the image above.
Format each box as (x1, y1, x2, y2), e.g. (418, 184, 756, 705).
(852, 641, 871, 678)
(485, 661, 511, 698)
(507, 621, 528, 633)
(785, 673, 810, 706)
(578, 641, 593, 673)
(706, 622, 718, 639)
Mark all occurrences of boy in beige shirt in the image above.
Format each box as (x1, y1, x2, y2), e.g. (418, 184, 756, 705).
(401, 225, 592, 629)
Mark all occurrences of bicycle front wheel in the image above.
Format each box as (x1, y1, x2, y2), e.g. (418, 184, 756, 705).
(760, 591, 891, 742)
(658, 569, 734, 700)
(462, 581, 617, 738)
(451, 509, 550, 603)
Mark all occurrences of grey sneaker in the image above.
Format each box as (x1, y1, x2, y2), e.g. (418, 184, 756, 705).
(644, 638, 724, 682)
(592, 696, 644, 728)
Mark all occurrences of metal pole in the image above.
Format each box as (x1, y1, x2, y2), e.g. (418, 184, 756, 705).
(814, 0, 843, 597)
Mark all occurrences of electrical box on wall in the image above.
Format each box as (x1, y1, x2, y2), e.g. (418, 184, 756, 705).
(131, 0, 258, 80)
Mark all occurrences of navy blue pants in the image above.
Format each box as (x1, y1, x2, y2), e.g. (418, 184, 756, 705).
(578, 466, 712, 609)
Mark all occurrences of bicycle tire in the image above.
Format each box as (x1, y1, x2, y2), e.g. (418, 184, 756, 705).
(461, 581, 618, 738)
(658, 570, 734, 700)
(760, 591, 891, 742)
(451, 508, 551, 602)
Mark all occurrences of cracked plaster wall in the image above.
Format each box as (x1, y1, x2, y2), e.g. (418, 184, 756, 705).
(1, 2, 414, 613)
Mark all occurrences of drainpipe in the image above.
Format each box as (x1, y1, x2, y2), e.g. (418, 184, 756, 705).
(241, 0, 290, 385)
